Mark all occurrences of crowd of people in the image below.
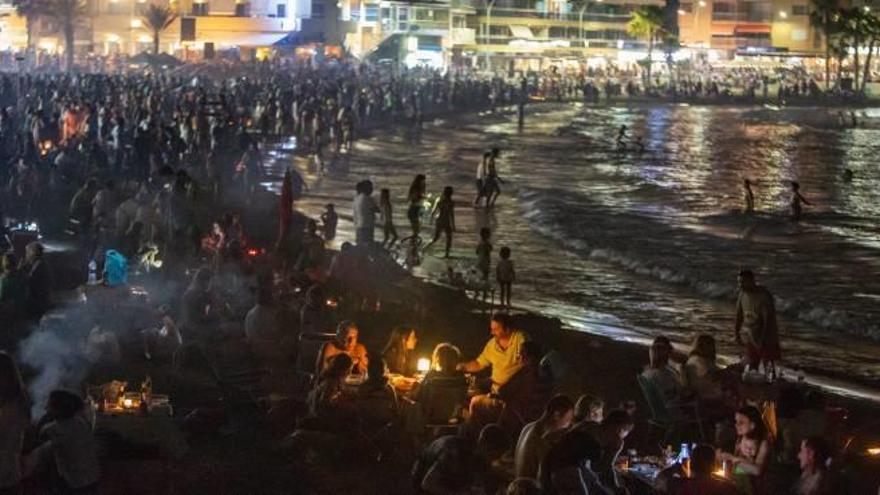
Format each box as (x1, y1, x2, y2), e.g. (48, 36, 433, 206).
(0, 58, 872, 495)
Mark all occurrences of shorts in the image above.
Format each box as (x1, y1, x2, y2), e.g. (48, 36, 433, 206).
(744, 341, 781, 365)
(407, 204, 421, 225)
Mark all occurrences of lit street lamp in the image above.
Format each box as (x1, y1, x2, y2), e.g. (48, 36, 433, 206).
(484, 0, 497, 71)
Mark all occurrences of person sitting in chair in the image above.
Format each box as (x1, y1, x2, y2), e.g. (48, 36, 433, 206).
(413, 343, 469, 427)
(318, 320, 368, 375)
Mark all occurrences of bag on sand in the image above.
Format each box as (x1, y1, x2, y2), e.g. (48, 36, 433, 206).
(104, 250, 129, 286)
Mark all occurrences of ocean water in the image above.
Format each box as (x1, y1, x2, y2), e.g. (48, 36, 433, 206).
(263, 103, 880, 400)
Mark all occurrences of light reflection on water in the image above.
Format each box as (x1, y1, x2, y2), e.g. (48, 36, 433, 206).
(266, 103, 880, 395)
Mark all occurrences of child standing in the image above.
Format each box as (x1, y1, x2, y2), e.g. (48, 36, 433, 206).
(475, 227, 493, 301)
(379, 188, 398, 248)
(321, 203, 338, 241)
(496, 246, 515, 308)
(476, 228, 492, 280)
(790, 181, 811, 222)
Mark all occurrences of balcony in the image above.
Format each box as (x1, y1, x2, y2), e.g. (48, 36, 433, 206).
(711, 12, 770, 22)
(484, 8, 631, 23)
(451, 27, 476, 43)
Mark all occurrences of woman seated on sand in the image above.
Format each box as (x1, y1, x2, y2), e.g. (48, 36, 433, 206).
(382, 326, 418, 377)
(306, 353, 358, 433)
(411, 343, 469, 427)
(299, 284, 333, 334)
(718, 405, 773, 495)
(681, 334, 723, 402)
(355, 355, 399, 436)
(27, 390, 101, 494)
(317, 321, 368, 376)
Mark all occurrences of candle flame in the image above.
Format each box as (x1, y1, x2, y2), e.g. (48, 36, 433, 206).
(417, 358, 431, 372)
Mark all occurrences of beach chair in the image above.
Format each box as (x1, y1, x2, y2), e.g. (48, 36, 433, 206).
(405, 375, 468, 441)
(355, 383, 401, 462)
(636, 373, 705, 445)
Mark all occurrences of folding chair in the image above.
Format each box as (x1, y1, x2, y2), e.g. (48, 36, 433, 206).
(637, 373, 705, 445)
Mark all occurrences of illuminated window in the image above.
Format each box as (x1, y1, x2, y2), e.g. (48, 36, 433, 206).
(311, 0, 325, 18)
(192, 1, 209, 15)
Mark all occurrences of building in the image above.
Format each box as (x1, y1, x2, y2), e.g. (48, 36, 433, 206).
(677, 0, 821, 58)
(0, 0, 339, 60)
(0, 0, 829, 65)
(345, 0, 475, 68)
(455, 0, 665, 71)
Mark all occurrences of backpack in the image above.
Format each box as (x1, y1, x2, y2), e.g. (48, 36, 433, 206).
(103, 250, 129, 286)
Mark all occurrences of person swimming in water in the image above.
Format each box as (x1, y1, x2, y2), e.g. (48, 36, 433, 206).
(743, 179, 755, 214)
(616, 125, 628, 150)
(790, 181, 811, 222)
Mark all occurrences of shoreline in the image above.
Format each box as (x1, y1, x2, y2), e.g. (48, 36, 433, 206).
(271, 102, 880, 399)
(10, 101, 880, 493)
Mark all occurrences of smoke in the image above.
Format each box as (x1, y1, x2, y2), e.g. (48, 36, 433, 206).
(18, 310, 95, 418)
(15, 262, 253, 419)
(16, 275, 184, 418)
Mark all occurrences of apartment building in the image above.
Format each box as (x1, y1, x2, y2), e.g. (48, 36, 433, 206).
(0, 0, 329, 59)
(678, 0, 820, 56)
(0, 0, 826, 65)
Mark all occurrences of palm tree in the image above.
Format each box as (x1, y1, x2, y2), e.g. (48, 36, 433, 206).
(142, 3, 178, 55)
(810, 0, 841, 90)
(12, 0, 46, 53)
(859, 10, 880, 93)
(627, 5, 665, 88)
(43, 0, 86, 71)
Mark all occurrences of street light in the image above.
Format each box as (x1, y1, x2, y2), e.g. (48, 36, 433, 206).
(483, 0, 497, 71)
(778, 10, 788, 18)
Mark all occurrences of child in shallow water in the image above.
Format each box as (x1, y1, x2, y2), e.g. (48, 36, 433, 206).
(496, 246, 515, 309)
(790, 181, 811, 222)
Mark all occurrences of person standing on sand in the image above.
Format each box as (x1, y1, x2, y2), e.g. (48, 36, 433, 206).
(476, 227, 493, 301)
(484, 148, 503, 207)
(734, 270, 781, 379)
(424, 186, 456, 258)
(743, 179, 755, 214)
(496, 247, 515, 309)
(379, 188, 398, 248)
(790, 181, 811, 222)
(475, 152, 490, 206)
(353, 180, 379, 247)
(407, 175, 427, 238)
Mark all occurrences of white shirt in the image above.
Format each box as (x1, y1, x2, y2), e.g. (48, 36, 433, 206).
(353, 193, 378, 229)
(514, 419, 551, 479)
(476, 158, 487, 181)
(36, 415, 100, 489)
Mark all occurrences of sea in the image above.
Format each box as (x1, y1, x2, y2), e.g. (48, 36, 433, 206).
(262, 102, 880, 402)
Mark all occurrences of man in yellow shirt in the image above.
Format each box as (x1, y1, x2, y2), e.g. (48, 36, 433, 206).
(458, 313, 528, 390)
(458, 314, 530, 430)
